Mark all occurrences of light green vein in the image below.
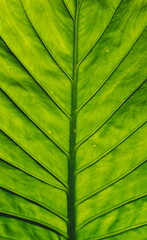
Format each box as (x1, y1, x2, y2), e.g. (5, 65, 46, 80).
(76, 121, 146, 173)
(77, 27, 146, 112)
(77, 159, 146, 204)
(76, 80, 146, 149)
(77, 0, 122, 66)
(0, 36, 70, 119)
(0, 185, 67, 222)
(0, 157, 66, 192)
(77, 194, 147, 231)
(0, 129, 68, 189)
(20, 0, 73, 82)
(1, 87, 69, 157)
(0, 211, 68, 239)
(84, 223, 147, 240)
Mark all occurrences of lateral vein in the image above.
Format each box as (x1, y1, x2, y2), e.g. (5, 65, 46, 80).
(76, 121, 146, 173)
(77, 159, 147, 204)
(0, 211, 68, 238)
(77, 0, 122, 66)
(77, 27, 146, 112)
(0, 128, 68, 189)
(0, 156, 66, 192)
(1, 87, 69, 157)
(76, 80, 146, 149)
(77, 194, 147, 231)
(20, 0, 73, 82)
(0, 36, 70, 119)
(0, 185, 67, 222)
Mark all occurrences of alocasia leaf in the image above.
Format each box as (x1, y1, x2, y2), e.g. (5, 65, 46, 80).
(0, 0, 147, 239)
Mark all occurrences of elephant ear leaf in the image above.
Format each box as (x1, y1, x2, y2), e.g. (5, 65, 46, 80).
(0, 0, 147, 239)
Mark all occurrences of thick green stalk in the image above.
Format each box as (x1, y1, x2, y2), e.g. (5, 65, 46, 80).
(68, 1, 81, 239)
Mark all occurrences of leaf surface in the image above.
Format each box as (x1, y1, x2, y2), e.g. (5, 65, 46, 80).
(0, 0, 147, 239)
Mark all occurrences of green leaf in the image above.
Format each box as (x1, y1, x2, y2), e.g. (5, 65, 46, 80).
(0, 0, 147, 239)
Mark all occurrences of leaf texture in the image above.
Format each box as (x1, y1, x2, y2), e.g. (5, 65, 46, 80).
(0, 0, 147, 239)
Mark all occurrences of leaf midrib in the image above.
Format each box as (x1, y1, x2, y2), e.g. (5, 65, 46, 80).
(68, 1, 83, 239)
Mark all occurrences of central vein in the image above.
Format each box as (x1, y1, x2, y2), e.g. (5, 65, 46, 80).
(68, 1, 81, 239)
